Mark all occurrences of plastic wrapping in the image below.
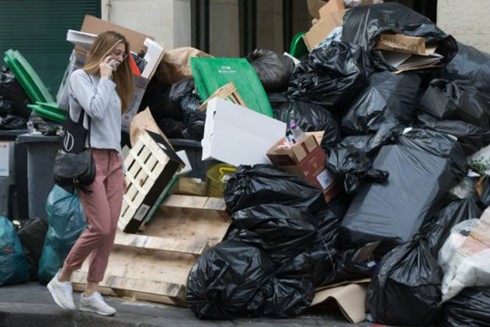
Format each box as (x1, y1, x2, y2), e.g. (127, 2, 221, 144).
(288, 41, 372, 110)
(341, 71, 421, 134)
(224, 164, 327, 215)
(0, 216, 29, 286)
(438, 218, 490, 302)
(37, 185, 86, 285)
(366, 237, 442, 326)
(247, 49, 295, 93)
(342, 2, 458, 69)
(341, 129, 467, 253)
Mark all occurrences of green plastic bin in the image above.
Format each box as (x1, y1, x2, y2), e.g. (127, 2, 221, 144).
(190, 57, 273, 117)
(3, 49, 54, 104)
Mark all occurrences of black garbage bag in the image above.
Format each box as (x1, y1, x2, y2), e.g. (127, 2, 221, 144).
(288, 41, 373, 110)
(140, 78, 181, 122)
(341, 71, 421, 134)
(310, 196, 349, 286)
(397, 128, 468, 178)
(30, 116, 60, 136)
(0, 67, 31, 118)
(416, 113, 490, 156)
(273, 97, 341, 140)
(440, 287, 490, 327)
(157, 118, 186, 139)
(420, 197, 482, 257)
(341, 129, 467, 254)
(16, 218, 49, 281)
(227, 204, 317, 269)
(443, 42, 490, 103)
(325, 144, 389, 194)
(421, 79, 490, 129)
(366, 236, 442, 326)
(342, 2, 458, 70)
(257, 277, 315, 318)
(186, 240, 276, 319)
(0, 216, 30, 286)
(224, 164, 327, 215)
(0, 115, 26, 130)
(168, 79, 205, 140)
(247, 49, 295, 93)
(336, 120, 401, 155)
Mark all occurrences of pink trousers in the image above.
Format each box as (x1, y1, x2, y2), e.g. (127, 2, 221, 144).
(63, 149, 124, 283)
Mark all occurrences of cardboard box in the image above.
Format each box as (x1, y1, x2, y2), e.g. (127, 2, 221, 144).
(201, 98, 286, 167)
(0, 141, 14, 178)
(304, 0, 345, 51)
(119, 130, 185, 233)
(80, 15, 152, 54)
(267, 133, 340, 203)
(174, 177, 208, 196)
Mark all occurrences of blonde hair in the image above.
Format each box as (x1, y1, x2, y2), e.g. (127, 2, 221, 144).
(83, 31, 134, 113)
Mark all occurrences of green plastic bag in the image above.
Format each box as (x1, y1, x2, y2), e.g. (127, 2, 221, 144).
(0, 216, 30, 286)
(37, 185, 86, 285)
(190, 57, 273, 117)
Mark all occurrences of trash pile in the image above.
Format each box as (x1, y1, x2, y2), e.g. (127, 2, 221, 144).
(1, 1, 490, 326)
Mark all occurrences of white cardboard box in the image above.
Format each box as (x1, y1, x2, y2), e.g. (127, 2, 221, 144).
(0, 141, 14, 178)
(201, 98, 286, 167)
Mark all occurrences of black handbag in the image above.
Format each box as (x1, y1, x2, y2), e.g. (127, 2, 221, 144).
(53, 109, 95, 192)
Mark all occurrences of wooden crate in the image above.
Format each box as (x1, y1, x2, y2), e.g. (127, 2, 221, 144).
(72, 195, 230, 306)
(119, 131, 183, 233)
(198, 82, 246, 111)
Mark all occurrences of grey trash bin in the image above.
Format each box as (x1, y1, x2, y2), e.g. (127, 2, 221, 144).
(16, 134, 61, 220)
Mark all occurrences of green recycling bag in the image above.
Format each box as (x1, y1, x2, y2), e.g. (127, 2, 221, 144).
(0, 216, 30, 286)
(190, 57, 273, 117)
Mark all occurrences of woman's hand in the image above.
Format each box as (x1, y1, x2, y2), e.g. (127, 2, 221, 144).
(99, 56, 113, 79)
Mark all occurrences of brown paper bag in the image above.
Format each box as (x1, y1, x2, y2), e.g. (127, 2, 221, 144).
(156, 47, 213, 85)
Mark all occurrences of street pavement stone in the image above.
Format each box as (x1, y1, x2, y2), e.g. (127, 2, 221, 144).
(0, 283, 369, 327)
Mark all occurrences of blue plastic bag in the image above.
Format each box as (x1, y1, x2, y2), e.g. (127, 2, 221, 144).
(37, 185, 86, 284)
(0, 216, 30, 286)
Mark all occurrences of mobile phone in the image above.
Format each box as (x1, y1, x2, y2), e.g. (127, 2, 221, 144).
(109, 60, 118, 70)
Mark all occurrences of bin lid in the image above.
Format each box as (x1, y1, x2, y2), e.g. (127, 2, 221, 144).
(27, 102, 67, 123)
(16, 133, 62, 144)
(3, 49, 54, 104)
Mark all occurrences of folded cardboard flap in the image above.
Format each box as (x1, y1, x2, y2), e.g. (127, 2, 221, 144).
(311, 280, 370, 324)
(81, 15, 152, 54)
(267, 132, 340, 203)
(303, 0, 345, 51)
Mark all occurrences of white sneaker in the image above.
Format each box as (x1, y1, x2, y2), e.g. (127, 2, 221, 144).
(47, 272, 76, 310)
(79, 292, 116, 316)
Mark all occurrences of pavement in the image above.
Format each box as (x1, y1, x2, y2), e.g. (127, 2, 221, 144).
(0, 282, 369, 327)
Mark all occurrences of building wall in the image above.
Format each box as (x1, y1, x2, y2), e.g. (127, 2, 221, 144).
(438, 0, 490, 53)
(101, 0, 191, 49)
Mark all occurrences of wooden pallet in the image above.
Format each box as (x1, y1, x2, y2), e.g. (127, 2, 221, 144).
(198, 81, 246, 111)
(72, 195, 230, 306)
